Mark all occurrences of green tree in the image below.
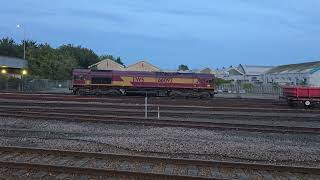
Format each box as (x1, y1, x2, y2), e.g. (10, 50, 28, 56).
(23, 40, 39, 60)
(59, 44, 99, 68)
(0, 37, 123, 80)
(0, 37, 21, 58)
(27, 43, 76, 79)
(215, 78, 232, 86)
(178, 64, 189, 71)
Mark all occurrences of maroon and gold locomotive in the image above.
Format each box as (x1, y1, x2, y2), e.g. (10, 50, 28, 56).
(71, 69, 215, 98)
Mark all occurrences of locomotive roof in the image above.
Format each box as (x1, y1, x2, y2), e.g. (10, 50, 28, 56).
(73, 69, 214, 77)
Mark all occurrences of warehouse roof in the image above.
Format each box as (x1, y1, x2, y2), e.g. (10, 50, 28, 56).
(88, 59, 125, 70)
(238, 64, 274, 75)
(227, 67, 244, 75)
(127, 60, 160, 72)
(267, 61, 320, 74)
(0, 56, 27, 68)
(199, 67, 215, 74)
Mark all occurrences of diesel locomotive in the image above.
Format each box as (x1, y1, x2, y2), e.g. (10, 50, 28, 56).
(71, 69, 215, 98)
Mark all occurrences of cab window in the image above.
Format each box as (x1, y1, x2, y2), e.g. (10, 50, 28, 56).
(74, 75, 84, 80)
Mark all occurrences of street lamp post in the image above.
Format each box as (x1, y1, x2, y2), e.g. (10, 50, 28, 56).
(16, 24, 26, 60)
(21, 69, 28, 91)
(1, 69, 8, 90)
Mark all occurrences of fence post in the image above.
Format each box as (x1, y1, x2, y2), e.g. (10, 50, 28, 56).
(145, 92, 148, 119)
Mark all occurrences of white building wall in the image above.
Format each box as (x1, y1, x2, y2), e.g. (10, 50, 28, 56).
(265, 73, 309, 85)
(309, 71, 320, 87)
(246, 75, 264, 83)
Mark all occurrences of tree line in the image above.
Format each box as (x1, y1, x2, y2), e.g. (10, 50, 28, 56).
(0, 37, 191, 80)
(0, 37, 123, 80)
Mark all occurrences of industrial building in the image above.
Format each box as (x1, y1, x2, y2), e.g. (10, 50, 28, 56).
(215, 64, 274, 83)
(89, 59, 161, 72)
(126, 60, 160, 72)
(88, 59, 125, 71)
(265, 61, 320, 86)
(0, 56, 28, 78)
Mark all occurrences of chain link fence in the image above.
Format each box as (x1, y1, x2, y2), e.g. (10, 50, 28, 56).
(218, 83, 282, 95)
(0, 76, 71, 92)
(1, 76, 282, 95)
(24, 79, 71, 91)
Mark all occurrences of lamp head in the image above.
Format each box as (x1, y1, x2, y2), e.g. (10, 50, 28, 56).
(22, 69, 28, 75)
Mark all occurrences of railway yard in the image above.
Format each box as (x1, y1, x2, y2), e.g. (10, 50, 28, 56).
(0, 92, 319, 179)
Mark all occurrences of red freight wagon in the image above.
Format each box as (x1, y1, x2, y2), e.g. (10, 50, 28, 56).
(282, 86, 320, 107)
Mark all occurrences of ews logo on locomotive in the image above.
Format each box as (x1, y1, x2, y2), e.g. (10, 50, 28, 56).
(133, 77, 145, 82)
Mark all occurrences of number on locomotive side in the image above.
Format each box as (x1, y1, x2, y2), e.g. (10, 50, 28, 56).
(158, 78, 173, 83)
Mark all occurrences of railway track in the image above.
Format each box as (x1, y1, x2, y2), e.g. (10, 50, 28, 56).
(0, 92, 287, 108)
(0, 96, 319, 134)
(0, 104, 319, 125)
(1, 97, 319, 114)
(0, 108, 319, 134)
(0, 146, 319, 179)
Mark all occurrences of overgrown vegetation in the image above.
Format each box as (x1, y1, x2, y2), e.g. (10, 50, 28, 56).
(178, 64, 189, 71)
(0, 37, 124, 80)
(215, 78, 232, 86)
(242, 83, 254, 89)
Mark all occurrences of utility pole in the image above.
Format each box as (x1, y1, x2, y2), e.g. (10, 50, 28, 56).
(145, 92, 148, 119)
(17, 24, 26, 60)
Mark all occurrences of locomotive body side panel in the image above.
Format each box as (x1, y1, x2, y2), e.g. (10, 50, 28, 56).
(71, 69, 215, 96)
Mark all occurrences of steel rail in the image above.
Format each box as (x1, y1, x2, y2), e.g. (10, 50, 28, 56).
(1, 96, 319, 117)
(0, 110, 319, 134)
(0, 104, 318, 119)
(0, 162, 212, 180)
(0, 97, 318, 114)
(0, 146, 318, 179)
(0, 105, 319, 125)
(0, 92, 284, 106)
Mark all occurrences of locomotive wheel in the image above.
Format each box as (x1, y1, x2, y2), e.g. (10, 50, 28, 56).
(169, 91, 183, 99)
(200, 92, 210, 99)
(73, 89, 78, 95)
(79, 91, 86, 96)
(169, 92, 177, 99)
(106, 89, 121, 96)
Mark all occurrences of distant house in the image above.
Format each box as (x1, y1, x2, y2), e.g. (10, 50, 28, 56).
(198, 67, 215, 74)
(215, 64, 274, 83)
(215, 67, 238, 81)
(0, 56, 28, 78)
(126, 60, 160, 72)
(88, 59, 125, 70)
(265, 61, 320, 86)
(237, 64, 274, 83)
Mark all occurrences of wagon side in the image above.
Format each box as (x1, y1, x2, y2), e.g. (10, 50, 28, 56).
(282, 86, 320, 107)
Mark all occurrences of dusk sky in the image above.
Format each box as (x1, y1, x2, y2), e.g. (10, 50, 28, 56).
(1, 0, 320, 69)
